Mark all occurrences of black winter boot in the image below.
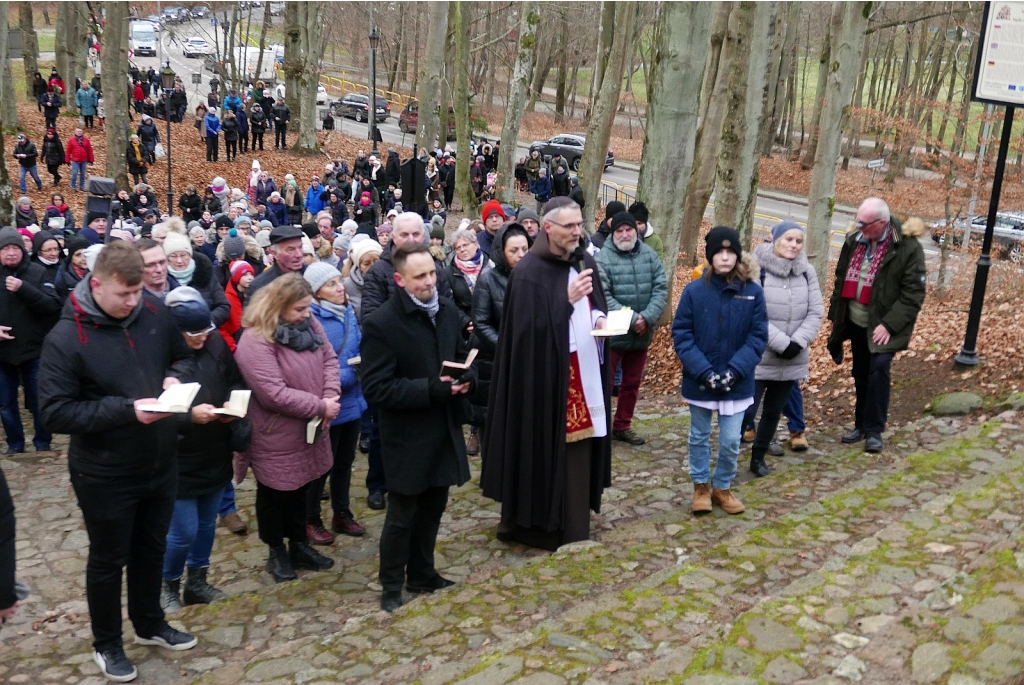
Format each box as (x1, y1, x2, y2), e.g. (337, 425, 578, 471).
(160, 578, 184, 613)
(749, 451, 772, 478)
(266, 545, 297, 582)
(289, 540, 335, 571)
(182, 566, 227, 605)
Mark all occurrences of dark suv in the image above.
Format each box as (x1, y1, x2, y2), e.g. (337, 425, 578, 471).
(333, 94, 390, 123)
(528, 133, 614, 171)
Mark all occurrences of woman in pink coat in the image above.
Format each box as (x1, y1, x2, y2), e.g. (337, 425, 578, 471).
(236, 273, 341, 582)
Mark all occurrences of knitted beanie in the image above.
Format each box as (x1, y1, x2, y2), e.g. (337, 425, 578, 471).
(303, 261, 341, 296)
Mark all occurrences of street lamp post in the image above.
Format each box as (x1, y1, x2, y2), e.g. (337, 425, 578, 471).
(369, 28, 379, 157)
(161, 62, 176, 214)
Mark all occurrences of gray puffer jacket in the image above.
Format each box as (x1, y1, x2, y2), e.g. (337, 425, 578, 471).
(752, 242, 823, 381)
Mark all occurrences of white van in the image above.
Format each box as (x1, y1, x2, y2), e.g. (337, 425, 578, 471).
(130, 22, 157, 56)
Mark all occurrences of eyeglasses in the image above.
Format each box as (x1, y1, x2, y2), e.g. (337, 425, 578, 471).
(856, 218, 883, 229)
(548, 220, 585, 231)
(184, 324, 215, 338)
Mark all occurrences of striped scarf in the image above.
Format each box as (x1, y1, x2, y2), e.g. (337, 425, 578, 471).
(841, 228, 891, 305)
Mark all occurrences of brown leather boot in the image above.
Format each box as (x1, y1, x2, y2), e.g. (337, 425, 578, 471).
(712, 487, 745, 514)
(789, 431, 809, 452)
(692, 483, 712, 514)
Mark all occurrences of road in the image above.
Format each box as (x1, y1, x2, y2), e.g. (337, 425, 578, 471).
(143, 19, 928, 255)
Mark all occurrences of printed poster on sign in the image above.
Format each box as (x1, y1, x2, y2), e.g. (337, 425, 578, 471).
(974, 1, 1024, 106)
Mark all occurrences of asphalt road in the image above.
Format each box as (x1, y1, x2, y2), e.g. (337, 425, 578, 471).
(143, 20, 927, 254)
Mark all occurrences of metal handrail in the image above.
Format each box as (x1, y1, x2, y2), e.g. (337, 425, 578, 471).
(318, 74, 412, 109)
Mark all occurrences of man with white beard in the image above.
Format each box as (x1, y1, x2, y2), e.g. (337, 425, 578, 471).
(594, 212, 668, 446)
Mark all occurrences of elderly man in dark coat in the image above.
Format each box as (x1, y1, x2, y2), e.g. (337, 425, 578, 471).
(481, 197, 612, 552)
(360, 242, 474, 613)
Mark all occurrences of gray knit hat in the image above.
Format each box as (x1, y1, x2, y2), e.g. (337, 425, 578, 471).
(222, 228, 246, 260)
(303, 261, 341, 296)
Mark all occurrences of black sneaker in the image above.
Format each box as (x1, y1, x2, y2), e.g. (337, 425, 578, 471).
(406, 575, 456, 594)
(358, 435, 370, 454)
(289, 541, 335, 571)
(367, 490, 386, 510)
(612, 429, 646, 446)
(134, 623, 198, 651)
(93, 647, 138, 682)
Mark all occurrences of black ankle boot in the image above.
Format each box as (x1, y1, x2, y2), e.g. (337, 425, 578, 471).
(182, 566, 227, 605)
(266, 545, 297, 582)
(750, 453, 772, 478)
(289, 540, 335, 571)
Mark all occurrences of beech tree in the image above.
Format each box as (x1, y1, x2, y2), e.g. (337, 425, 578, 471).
(806, 1, 871, 284)
(19, 4, 39, 100)
(415, 2, 449, 151)
(453, 1, 477, 215)
(284, 2, 324, 153)
(578, 0, 636, 229)
(102, 2, 130, 190)
(496, 2, 540, 204)
(636, 2, 714, 301)
(0, 3, 18, 129)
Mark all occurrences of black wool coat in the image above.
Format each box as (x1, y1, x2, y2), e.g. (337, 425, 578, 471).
(0, 239, 63, 365)
(480, 230, 612, 533)
(360, 288, 473, 496)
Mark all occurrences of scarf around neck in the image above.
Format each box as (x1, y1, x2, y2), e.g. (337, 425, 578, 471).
(455, 249, 484, 289)
(274, 316, 323, 352)
(408, 288, 440, 325)
(841, 225, 892, 305)
(169, 259, 197, 286)
(318, 299, 348, 320)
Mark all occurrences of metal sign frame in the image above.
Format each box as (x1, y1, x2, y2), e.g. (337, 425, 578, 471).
(972, 1, 1024, 106)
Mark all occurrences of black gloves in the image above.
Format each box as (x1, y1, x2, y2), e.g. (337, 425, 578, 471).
(428, 377, 452, 403)
(779, 342, 803, 360)
(701, 370, 737, 392)
(701, 371, 722, 391)
(720, 370, 736, 391)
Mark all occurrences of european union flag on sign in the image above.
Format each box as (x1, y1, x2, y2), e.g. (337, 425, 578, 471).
(1011, 85, 1018, 91)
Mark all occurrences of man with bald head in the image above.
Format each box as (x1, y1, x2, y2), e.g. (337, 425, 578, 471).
(827, 197, 926, 454)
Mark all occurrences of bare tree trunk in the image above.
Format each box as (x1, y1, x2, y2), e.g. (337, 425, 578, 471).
(801, 11, 832, 169)
(296, 3, 323, 154)
(482, 9, 495, 107)
(526, 21, 552, 112)
(453, 0, 477, 215)
(679, 2, 735, 266)
(416, 2, 449, 151)
(590, 0, 616, 106)
(55, 4, 71, 85)
(388, 12, 405, 93)
(636, 1, 714, 305)
(19, 3, 39, 99)
(0, 118, 11, 225)
(0, 3, 18, 130)
(554, 5, 569, 124)
(497, 2, 540, 204)
(283, 2, 303, 125)
(72, 3, 89, 86)
(806, 1, 869, 286)
(578, 1, 636, 229)
(411, 5, 422, 93)
(763, 1, 799, 156)
(714, 1, 774, 246)
(251, 1, 272, 109)
(227, 7, 240, 91)
(103, 1, 130, 190)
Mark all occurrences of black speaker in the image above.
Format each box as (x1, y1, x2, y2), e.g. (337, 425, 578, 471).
(400, 157, 427, 217)
(85, 176, 117, 196)
(85, 194, 111, 217)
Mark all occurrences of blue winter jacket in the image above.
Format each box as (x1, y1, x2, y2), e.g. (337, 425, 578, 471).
(311, 302, 367, 425)
(266, 200, 288, 227)
(531, 174, 553, 202)
(204, 113, 221, 137)
(671, 272, 768, 402)
(223, 94, 243, 113)
(236, 109, 249, 134)
(305, 185, 327, 215)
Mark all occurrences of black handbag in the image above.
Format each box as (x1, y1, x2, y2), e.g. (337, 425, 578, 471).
(228, 417, 253, 453)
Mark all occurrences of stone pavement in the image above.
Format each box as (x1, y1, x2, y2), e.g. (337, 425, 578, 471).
(3, 399, 1024, 684)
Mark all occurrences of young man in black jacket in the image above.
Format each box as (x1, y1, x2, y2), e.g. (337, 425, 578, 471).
(272, 98, 291, 149)
(361, 243, 474, 613)
(39, 241, 198, 682)
(0, 228, 62, 454)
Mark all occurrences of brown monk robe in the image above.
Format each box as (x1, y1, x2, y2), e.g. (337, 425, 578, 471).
(480, 198, 612, 551)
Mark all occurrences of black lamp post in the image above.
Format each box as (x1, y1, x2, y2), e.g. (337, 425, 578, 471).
(161, 62, 176, 214)
(369, 27, 379, 157)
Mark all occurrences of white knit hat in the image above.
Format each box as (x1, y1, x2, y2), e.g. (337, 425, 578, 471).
(162, 231, 193, 257)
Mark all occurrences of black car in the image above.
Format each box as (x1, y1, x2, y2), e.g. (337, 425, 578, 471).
(190, 6, 210, 18)
(528, 133, 615, 171)
(333, 93, 390, 123)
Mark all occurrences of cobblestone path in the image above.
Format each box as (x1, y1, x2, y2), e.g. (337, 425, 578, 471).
(2, 401, 1024, 684)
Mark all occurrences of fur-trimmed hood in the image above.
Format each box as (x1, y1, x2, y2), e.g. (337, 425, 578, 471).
(753, 242, 814, 279)
(215, 231, 264, 263)
(844, 215, 925, 239)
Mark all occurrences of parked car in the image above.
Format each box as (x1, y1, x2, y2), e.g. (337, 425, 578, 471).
(183, 37, 211, 58)
(930, 211, 1024, 262)
(529, 133, 615, 171)
(274, 82, 329, 105)
(332, 93, 390, 123)
(160, 6, 183, 21)
(144, 15, 162, 30)
(190, 6, 210, 18)
(398, 101, 456, 140)
(269, 2, 285, 16)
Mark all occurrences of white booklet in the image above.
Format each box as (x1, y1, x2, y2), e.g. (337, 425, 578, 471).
(137, 383, 201, 413)
(592, 308, 633, 337)
(212, 390, 251, 418)
(306, 416, 324, 444)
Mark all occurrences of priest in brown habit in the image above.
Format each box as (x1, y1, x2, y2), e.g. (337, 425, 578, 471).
(481, 196, 613, 551)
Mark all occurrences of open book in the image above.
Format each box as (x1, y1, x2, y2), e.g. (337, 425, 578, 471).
(138, 383, 201, 413)
(441, 349, 478, 379)
(307, 417, 324, 445)
(591, 308, 633, 337)
(212, 390, 252, 418)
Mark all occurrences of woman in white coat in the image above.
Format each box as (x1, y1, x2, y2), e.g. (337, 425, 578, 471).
(745, 221, 823, 477)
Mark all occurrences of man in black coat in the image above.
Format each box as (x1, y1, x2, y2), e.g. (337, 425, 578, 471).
(247, 225, 307, 300)
(0, 228, 62, 454)
(0, 465, 18, 625)
(361, 243, 474, 613)
(481, 197, 613, 551)
(272, 98, 291, 149)
(38, 241, 198, 681)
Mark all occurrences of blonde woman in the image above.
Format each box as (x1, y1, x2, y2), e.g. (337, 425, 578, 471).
(235, 274, 341, 582)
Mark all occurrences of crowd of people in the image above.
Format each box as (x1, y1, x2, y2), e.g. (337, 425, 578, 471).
(1, 70, 929, 681)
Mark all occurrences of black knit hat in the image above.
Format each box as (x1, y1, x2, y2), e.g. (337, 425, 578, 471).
(301, 222, 320, 239)
(610, 211, 637, 233)
(628, 201, 649, 224)
(605, 201, 626, 221)
(705, 225, 742, 264)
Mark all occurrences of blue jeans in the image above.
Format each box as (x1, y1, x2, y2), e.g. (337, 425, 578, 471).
(0, 358, 50, 451)
(19, 165, 43, 192)
(688, 405, 745, 489)
(163, 490, 221, 580)
(218, 482, 236, 517)
(785, 382, 805, 432)
(71, 161, 88, 189)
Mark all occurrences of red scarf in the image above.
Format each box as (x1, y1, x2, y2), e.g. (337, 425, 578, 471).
(841, 229, 892, 305)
